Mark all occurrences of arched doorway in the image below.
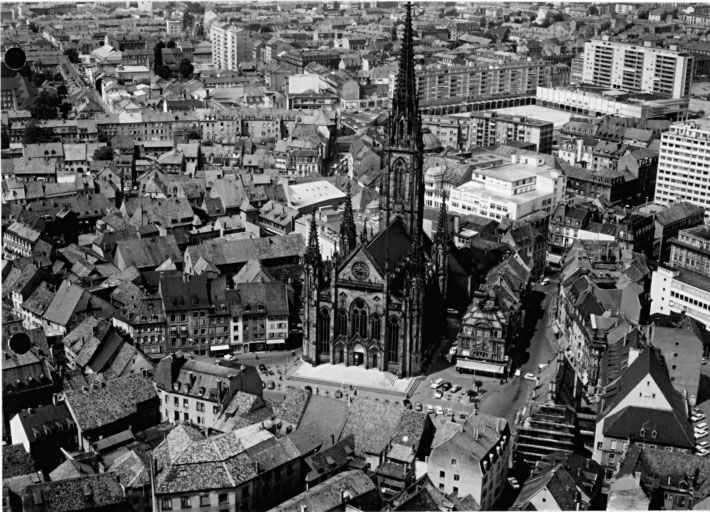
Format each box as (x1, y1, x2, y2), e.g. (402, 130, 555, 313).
(335, 344, 345, 364)
(370, 348, 379, 369)
(352, 344, 365, 366)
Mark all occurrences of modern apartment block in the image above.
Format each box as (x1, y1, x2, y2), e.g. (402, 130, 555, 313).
(582, 38, 694, 99)
(211, 22, 254, 71)
(669, 226, 710, 277)
(467, 112, 554, 154)
(654, 119, 710, 220)
(409, 61, 570, 106)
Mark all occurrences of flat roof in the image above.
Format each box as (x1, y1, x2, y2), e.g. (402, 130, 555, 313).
(675, 267, 710, 291)
(492, 105, 576, 129)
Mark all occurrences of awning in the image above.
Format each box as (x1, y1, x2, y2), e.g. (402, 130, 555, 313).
(209, 345, 230, 352)
(267, 339, 285, 345)
(456, 359, 505, 374)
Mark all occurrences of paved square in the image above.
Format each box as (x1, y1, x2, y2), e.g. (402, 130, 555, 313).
(292, 362, 415, 392)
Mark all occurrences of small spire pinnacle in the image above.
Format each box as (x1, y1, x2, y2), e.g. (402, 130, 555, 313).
(339, 182, 357, 256)
(304, 212, 321, 268)
(435, 190, 450, 246)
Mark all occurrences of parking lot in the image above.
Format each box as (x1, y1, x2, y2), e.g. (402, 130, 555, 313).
(692, 408, 709, 456)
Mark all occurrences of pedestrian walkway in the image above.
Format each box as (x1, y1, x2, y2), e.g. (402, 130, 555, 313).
(291, 361, 417, 394)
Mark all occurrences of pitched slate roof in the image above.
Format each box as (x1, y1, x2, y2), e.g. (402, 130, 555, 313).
(115, 235, 181, 270)
(340, 397, 405, 456)
(268, 470, 375, 512)
(62, 375, 157, 432)
(185, 233, 305, 268)
(3, 445, 36, 478)
(22, 473, 126, 512)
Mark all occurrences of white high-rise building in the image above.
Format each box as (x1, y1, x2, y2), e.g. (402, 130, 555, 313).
(210, 22, 254, 71)
(582, 38, 694, 99)
(654, 119, 710, 220)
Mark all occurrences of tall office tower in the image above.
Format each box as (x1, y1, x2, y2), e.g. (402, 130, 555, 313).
(582, 38, 694, 99)
(654, 119, 710, 220)
(210, 22, 254, 71)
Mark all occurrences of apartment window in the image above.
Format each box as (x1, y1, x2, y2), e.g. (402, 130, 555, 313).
(451, 459, 457, 466)
(597, 442, 603, 450)
(440, 471, 445, 478)
(180, 497, 191, 508)
(213, 406, 219, 415)
(439, 483, 445, 490)
(453, 487, 459, 494)
(218, 494, 228, 505)
(174, 397, 179, 406)
(174, 411, 180, 421)
(200, 494, 210, 506)
(161, 498, 173, 510)
(183, 399, 189, 409)
(454, 474, 460, 482)
(197, 402, 205, 412)
(184, 413, 189, 421)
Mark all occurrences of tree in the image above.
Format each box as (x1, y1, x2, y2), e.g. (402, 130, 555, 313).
(195, 23, 204, 39)
(182, 10, 191, 29)
(60, 102, 72, 120)
(53, 72, 64, 82)
(23, 122, 52, 144)
(588, 5, 599, 15)
(93, 146, 114, 161)
(64, 47, 79, 64)
(552, 12, 565, 22)
(30, 91, 61, 120)
(179, 58, 194, 79)
(166, 39, 176, 49)
(474, 379, 483, 392)
(153, 41, 165, 72)
(57, 84, 68, 97)
(18, 62, 33, 79)
(156, 65, 171, 79)
(28, 22, 39, 33)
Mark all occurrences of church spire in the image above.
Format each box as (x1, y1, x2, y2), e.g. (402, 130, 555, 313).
(389, 1, 422, 150)
(339, 182, 357, 256)
(304, 211, 321, 269)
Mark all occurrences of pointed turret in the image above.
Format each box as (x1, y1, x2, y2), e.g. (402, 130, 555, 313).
(433, 191, 450, 299)
(434, 191, 450, 247)
(339, 182, 357, 256)
(360, 220, 369, 245)
(304, 212, 322, 269)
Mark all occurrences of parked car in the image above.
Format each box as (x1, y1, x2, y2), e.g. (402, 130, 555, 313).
(698, 440, 710, 449)
(335, 390, 343, 399)
(267, 381, 276, 390)
(435, 405, 444, 416)
(451, 385, 462, 394)
(523, 373, 536, 381)
(698, 448, 709, 457)
(704, 358, 708, 366)
(431, 378, 444, 389)
(541, 278, 550, 285)
(441, 382, 452, 392)
(434, 390, 443, 399)
(259, 364, 267, 373)
(459, 413, 467, 420)
(697, 422, 708, 430)
(446, 408, 454, 417)
(508, 477, 520, 490)
(695, 430, 708, 440)
(415, 402, 423, 412)
(403, 399, 412, 409)
(514, 369, 521, 377)
(692, 414, 705, 422)
(427, 404, 434, 414)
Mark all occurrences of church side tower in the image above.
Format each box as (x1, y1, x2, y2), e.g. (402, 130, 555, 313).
(379, 1, 424, 238)
(301, 212, 322, 364)
(339, 182, 358, 257)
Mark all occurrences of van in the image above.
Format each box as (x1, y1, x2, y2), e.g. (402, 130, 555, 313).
(430, 378, 444, 389)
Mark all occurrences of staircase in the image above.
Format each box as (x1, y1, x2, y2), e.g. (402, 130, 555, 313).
(383, 371, 399, 388)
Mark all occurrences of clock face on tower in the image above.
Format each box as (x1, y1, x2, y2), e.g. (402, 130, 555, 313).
(352, 262, 370, 281)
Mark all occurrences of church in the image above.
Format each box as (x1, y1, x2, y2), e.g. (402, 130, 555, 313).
(300, 3, 449, 378)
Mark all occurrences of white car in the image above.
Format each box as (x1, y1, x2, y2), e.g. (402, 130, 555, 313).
(697, 422, 708, 430)
(698, 448, 710, 457)
(695, 430, 708, 440)
(451, 385, 462, 394)
(523, 373, 536, 381)
(431, 378, 444, 389)
(508, 477, 520, 490)
(541, 278, 550, 285)
(692, 414, 706, 423)
(434, 390, 443, 399)
(435, 405, 444, 416)
(514, 369, 521, 377)
(426, 404, 434, 414)
(698, 440, 710, 449)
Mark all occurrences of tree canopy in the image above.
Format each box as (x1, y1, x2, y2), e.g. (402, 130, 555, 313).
(23, 122, 52, 144)
(30, 91, 61, 120)
(93, 146, 114, 161)
(179, 58, 194, 79)
(64, 47, 79, 64)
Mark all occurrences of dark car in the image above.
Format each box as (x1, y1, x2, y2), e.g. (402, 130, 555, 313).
(259, 364, 267, 373)
(267, 381, 276, 390)
(440, 382, 452, 392)
(415, 402, 423, 412)
(403, 399, 412, 409)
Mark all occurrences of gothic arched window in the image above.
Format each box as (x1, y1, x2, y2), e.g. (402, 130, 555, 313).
(392, 158, 406, 201)
(370, 314, 381, 340)
(388, 316, 400, 362)
(318, 309, 330, 354)
(336, 309, 348, 337)
(351, 299, 368, 338)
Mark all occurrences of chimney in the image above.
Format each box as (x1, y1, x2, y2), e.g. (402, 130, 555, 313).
(300, 506, 307, 512)
(331, 434, 335, 446)
(255, 460, 259, 474)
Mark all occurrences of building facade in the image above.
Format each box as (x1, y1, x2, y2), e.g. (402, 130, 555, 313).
(654, 120, 710, 220)
(467, 112, 554, 154)
(211, 23, 254, 71)
(582, 38, 694, 99)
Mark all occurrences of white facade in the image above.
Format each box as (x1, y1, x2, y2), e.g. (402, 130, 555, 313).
(446, 155, 565, 221)
(582, 39, 693, 99)
(654, 120, 710, 220)
(157, 387, 223, 427)
(166, 19, 181, 36)
(211, 23, 254, 71)
(650, 266, 710, 329)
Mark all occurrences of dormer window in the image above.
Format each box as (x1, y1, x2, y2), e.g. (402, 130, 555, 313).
(651, 430, 657, 439)
(640, 428, 646, 437)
